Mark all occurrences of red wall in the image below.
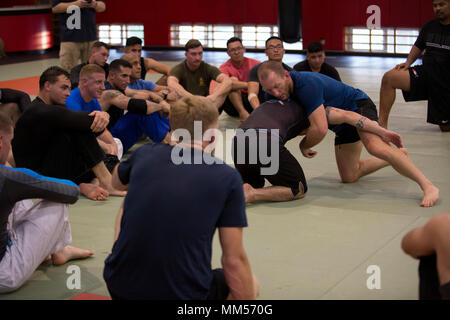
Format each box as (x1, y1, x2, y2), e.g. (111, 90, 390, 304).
(0, 13, 54, 52)
(1, 0, 37, 7)
(97, 0, 435, 51)
(96, 0, 278, 47)
(301, 0, 435, 51)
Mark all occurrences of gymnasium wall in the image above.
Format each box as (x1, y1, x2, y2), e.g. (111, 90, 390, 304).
(0, 0, 438, 52)
(96, 0, 436, 51)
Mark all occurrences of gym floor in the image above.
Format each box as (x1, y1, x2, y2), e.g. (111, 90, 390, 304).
(0, 49, 448, 300)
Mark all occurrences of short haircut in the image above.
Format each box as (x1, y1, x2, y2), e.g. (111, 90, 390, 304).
(92, 41, 109, 51)
(307, 41, 323, 53)
(257, 61, 286, 81)
(121, 53, 139, 64)
(39, 66, 70, 90)
(227, 37, 242, 48)
(79, 64, 105, 79)
(184, 39, 203, 51)
(125, 37, 142, 47)
(265, 36, 283, 47)
(170, 96, 218, 138)
(0, 110, 13, 133)
(109, 59, 132, 73)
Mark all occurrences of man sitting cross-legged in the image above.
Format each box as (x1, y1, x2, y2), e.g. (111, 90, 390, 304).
(12, 66, 125, 201)
(0, 112, 93, 293)
(100, 59, 171, 154)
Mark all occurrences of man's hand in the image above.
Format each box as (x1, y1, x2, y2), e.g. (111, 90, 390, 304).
(159, 100, 170, 117)
(299, 138, 318, 158)
(395, 62, 411, 71)
(89, 110, 109, 133)
(380, 128, 403, 148)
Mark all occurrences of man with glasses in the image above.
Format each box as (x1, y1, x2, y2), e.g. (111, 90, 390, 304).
(217, 37, 261, 121)
(247, 36, 292, 109)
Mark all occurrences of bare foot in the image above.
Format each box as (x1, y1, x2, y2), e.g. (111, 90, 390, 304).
(51, 245, 94, 266)
(101, 184, 127, 197)
(79, 183, 109, 201)
(399, 148, 409, 157)
(421, 184, 439, 207)
(243, 183, 255, 204)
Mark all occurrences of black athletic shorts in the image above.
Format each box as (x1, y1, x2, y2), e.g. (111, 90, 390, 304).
(333, 98, 379, 146)
(219, 95, 254, 117)
(402, 65, 450, 126)
(232, 129, 307, 196)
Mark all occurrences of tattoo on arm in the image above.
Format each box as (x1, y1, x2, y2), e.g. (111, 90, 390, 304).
(104, 90, 122, 100)
(356, 116, 367, 129)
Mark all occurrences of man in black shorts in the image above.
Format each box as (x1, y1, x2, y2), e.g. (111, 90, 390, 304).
(104, 95, 259, 300)
(233, 98, 404, 203)
(257, 61, 439, 207)
(379, 0, 450, 132)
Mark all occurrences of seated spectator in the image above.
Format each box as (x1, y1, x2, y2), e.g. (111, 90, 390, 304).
(12, 66, 125, 201)
(247, 36, 292, 109)
(0, 112, 93, 293)
(66, 64, 123, 166)
(217, 37, 261, 121)
(70, 41, 110, 89)
(167, 39, 232, 111)
(293, 41, 341, 81)
(124, 36, 171, 85)
(99, 59, 171, 153)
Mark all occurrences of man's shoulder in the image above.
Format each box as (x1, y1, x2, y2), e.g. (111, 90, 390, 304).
(293, 60, 309, 71)
(422, 18, 441, 30)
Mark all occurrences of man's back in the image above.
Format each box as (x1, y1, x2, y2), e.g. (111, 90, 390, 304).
(103, 143, 247, 300)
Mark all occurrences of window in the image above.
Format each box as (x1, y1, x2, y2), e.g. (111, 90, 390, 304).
(345, 27, 419, 54)
(171, 24, 302, 50)
(97, 24, 145, 46)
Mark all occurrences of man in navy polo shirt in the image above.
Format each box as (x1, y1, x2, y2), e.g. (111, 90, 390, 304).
(258, 61, 439, 207)
(52, 0, 106, 72)
(104, 95, 259, 300)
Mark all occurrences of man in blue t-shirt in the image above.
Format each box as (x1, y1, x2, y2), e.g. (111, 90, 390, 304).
(104, 95, 259, 300)
(52, 0, 106, 72)
(66, 64, 122, 164)
(257, 61, 439, 207)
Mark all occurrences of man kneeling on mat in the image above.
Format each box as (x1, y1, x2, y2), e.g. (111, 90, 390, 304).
(104, 95, 259, 300)
(233, 99, 404, 203)
(0, 112, 93, 293)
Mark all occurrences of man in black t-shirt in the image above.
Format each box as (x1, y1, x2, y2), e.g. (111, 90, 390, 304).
(293, 41, 341, 82)
(248, 36, 293, 109)
(379, 0, 450, 132)
(124, 37, 171, 85)
(70, 41, 110, 89)
(12, 66, 125, 201)
(104, 95, 259, 300)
